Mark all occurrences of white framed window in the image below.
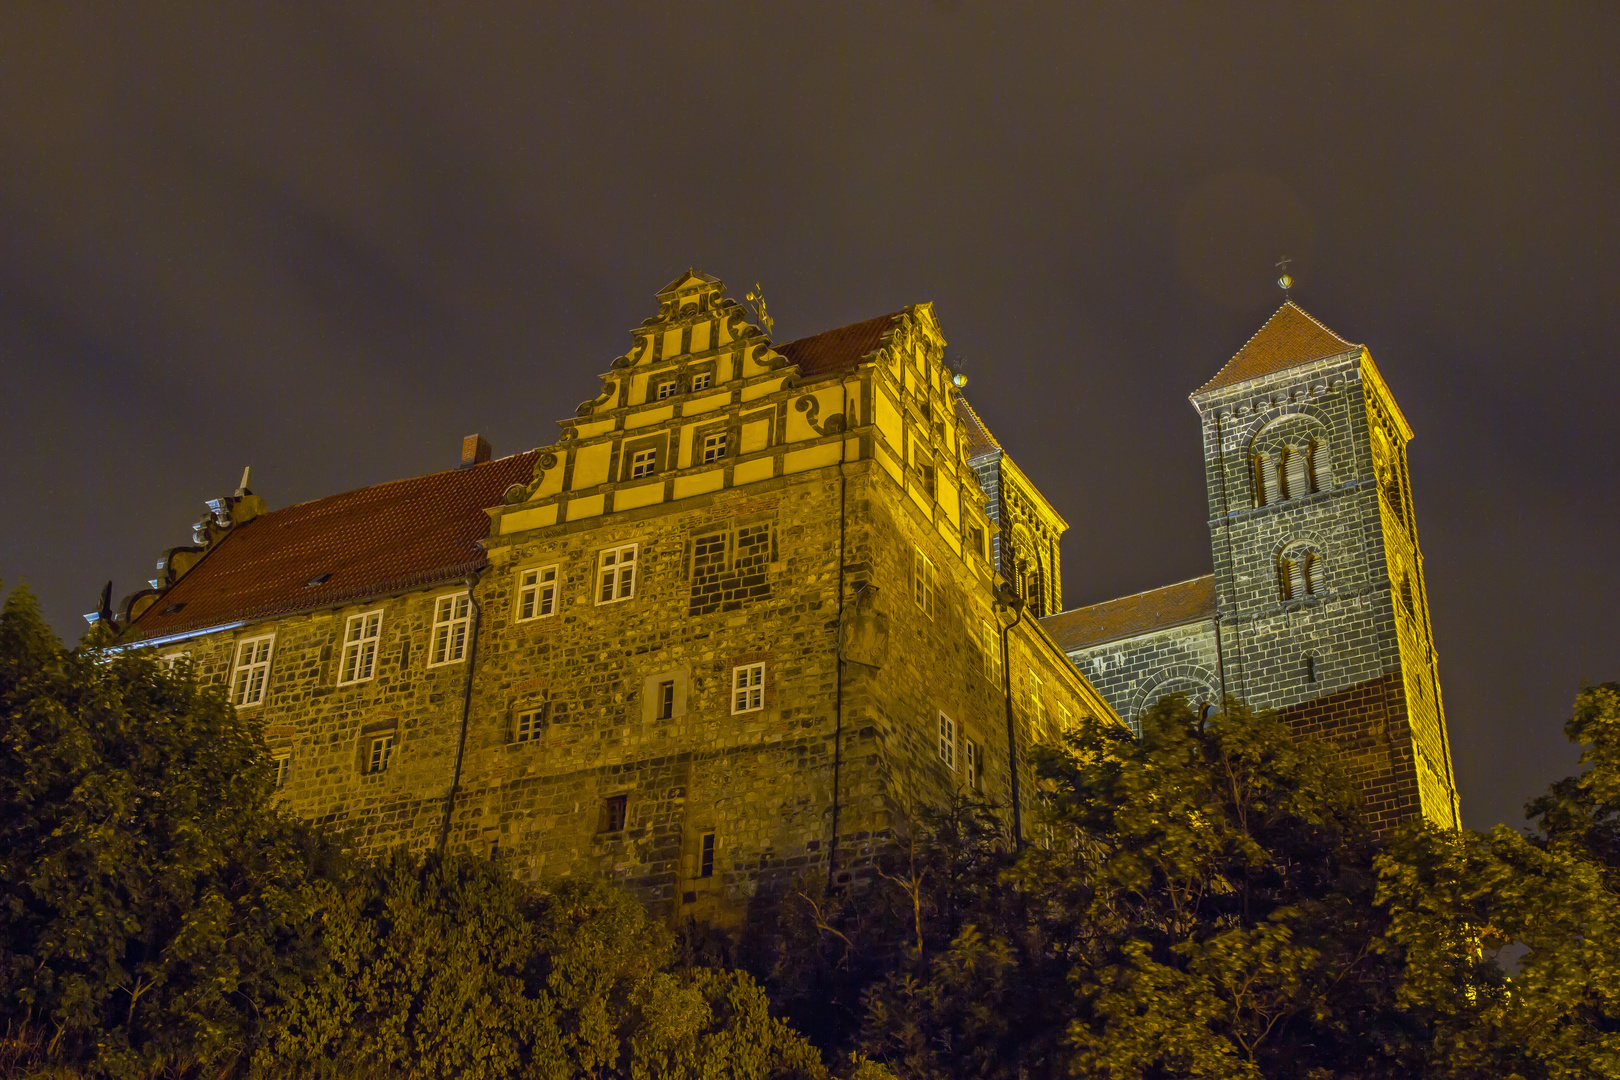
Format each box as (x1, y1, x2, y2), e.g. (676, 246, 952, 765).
(159, 650, 190, 671)
(691, 372, 713, 392)
(513, 706, 545, 743)
(913, 548, 936, 619)
(273, 753, 290, 791)
(656, 379, 677, 400)
(964, 739, 981, 791)
(1028, 671, 1046, 734)
(731, 662, 765, 714)
(596, 544, 638, 604)
(366, 734, 395, 774)
(517, 565, 558, 621)
(629, 447, 659, 479)
(981, 620, 1002, 687)
(429, 593, 472, 666)
(338, 609, 383, 685)
(702, 432, 728, 464)
(1057, 702, 1072, 737)
(938, 712, 956, 769)
(231, 634, 275, 707)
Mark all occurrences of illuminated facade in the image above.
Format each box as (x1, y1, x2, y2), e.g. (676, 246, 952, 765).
(1045, 302, 1461, 830)
(112, 271, 1115, 919)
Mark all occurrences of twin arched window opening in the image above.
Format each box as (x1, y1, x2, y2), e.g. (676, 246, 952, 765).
(1279, 548, 1322, 601)
(1253, 440, 1322, 507)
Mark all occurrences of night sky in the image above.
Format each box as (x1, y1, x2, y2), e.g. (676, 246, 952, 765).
(2, 5, 1615, 832)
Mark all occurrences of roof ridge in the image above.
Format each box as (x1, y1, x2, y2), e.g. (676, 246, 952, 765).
(1057, 573, 1215, 616)
(273, 450, 539, 514)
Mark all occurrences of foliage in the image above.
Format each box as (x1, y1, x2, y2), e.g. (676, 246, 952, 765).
(0, 585, 339, 1079)
(1376, 683, 1620, 1079)
(259, 851, 827, 1080)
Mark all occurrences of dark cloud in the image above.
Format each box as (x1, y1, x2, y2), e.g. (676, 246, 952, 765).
(2, 2, 1615, 831)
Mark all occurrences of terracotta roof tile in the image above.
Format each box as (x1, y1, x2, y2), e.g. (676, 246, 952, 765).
(1040, 574, 1217, 652)
(774, 312, 903, 379)
(953, 395, 1001, 459)
(124, 452, 537, 640)
(1194, 302, 1358, 395)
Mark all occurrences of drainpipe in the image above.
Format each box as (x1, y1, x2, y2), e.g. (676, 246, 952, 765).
(996, 581, 1027, 848)
(437, 569, 483, 852)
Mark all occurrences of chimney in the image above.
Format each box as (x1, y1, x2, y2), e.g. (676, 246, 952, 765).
(461, 434, 492, 467)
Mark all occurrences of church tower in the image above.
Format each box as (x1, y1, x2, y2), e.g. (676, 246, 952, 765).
(1190, 301, 1460, 830)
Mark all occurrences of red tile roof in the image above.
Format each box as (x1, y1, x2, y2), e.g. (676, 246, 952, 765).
(954, 395, 1001, 459)
(123, 452, 537, 640)
(775, 312, 903, 379)
(1194, 302, 1358, 395)
(1040, 574, 1217, 652)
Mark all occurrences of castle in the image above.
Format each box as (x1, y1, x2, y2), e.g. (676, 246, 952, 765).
(104, 271, 1458, 920)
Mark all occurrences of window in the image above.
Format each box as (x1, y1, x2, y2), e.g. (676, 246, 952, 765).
(732, 663, 765, 714)
(517, 565, 558, 621)
(938, 712, 956, 769)
(1279, 550, 1321, 601)
(969, 524, 985, 561)
(1305, 655, 1318, 684)
(231, 635, 275, 707)
(603, 794, 628, 833)
(338, 610, 383, 685)
(691, 371, 713, 392)
(913, 548, 936, 619)
(699, 832, 715, 877)
(597, 544, 638, 603)
(273, 754, 289, 791)
(656, 379, 677, 400)
(629, 446, 659, 479)
(159, 651, 190, 670)
(367, 734, 395, 774)
(922, 464, 937, 499)
(689, 523, 774, 615)
(981, 620, 1003, 688)
(1028, 671, 1045, 734)
(514, 706, 545, 743)
(702, 432, 728, 464)
(1302, 552, 1320, 595)
(1057, 702, 1072, 735)
(658, 680, 675, 720)
(1282, 444, 1310, 500)
(964, 739, 981, 791)
(1254, 451, 1273, 506)
(430, 593, 472, 666)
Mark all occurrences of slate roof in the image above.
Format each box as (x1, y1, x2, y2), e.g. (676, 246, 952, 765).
(1040, 574, 1218, 652)
(954, 395, 1001, 459)
(125, 452, 538, 641)
(775, 312, 903, 379)
(1194, 302, 1359, 396)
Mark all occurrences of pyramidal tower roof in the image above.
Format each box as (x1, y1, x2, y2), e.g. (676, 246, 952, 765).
(1193, 300, 1359, 396)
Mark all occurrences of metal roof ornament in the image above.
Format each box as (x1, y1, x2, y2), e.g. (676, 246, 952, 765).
(1276, 254, 1294, 294)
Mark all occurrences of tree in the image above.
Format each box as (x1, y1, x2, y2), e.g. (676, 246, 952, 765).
(1376, 684, 1620, 1078)
(0, 586, 339, 1078)
(796, 697, 1417, 1079)
(260, 849, 829, 1080)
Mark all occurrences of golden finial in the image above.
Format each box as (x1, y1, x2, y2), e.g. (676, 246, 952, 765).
(744, 282, 775, 338)
(1275, 255, 1294, 294)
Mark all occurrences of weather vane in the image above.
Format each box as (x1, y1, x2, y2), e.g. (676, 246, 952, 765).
(1276, 255, 1294, 295)
(744, 282, 775, 338)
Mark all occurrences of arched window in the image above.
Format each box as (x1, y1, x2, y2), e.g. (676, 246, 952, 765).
(1254, 452, 1274, 506)
(1279, 547, 1324, 601)
(1305, 440, 1323, 493)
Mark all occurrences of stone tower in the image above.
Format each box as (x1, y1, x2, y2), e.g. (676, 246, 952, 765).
(1049, 300, 1460, 831)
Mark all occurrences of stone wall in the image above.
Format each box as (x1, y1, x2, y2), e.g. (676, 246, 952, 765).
(1068, 618, 1222, 735)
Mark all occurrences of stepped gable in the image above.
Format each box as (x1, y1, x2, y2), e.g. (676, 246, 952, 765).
(1194, 301, 1359, 395)
(1041, 574, 1217, 652)
(954, 394, 1001, 459)
(774, 311, 903, 379)
(126, 452, 537, 640)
